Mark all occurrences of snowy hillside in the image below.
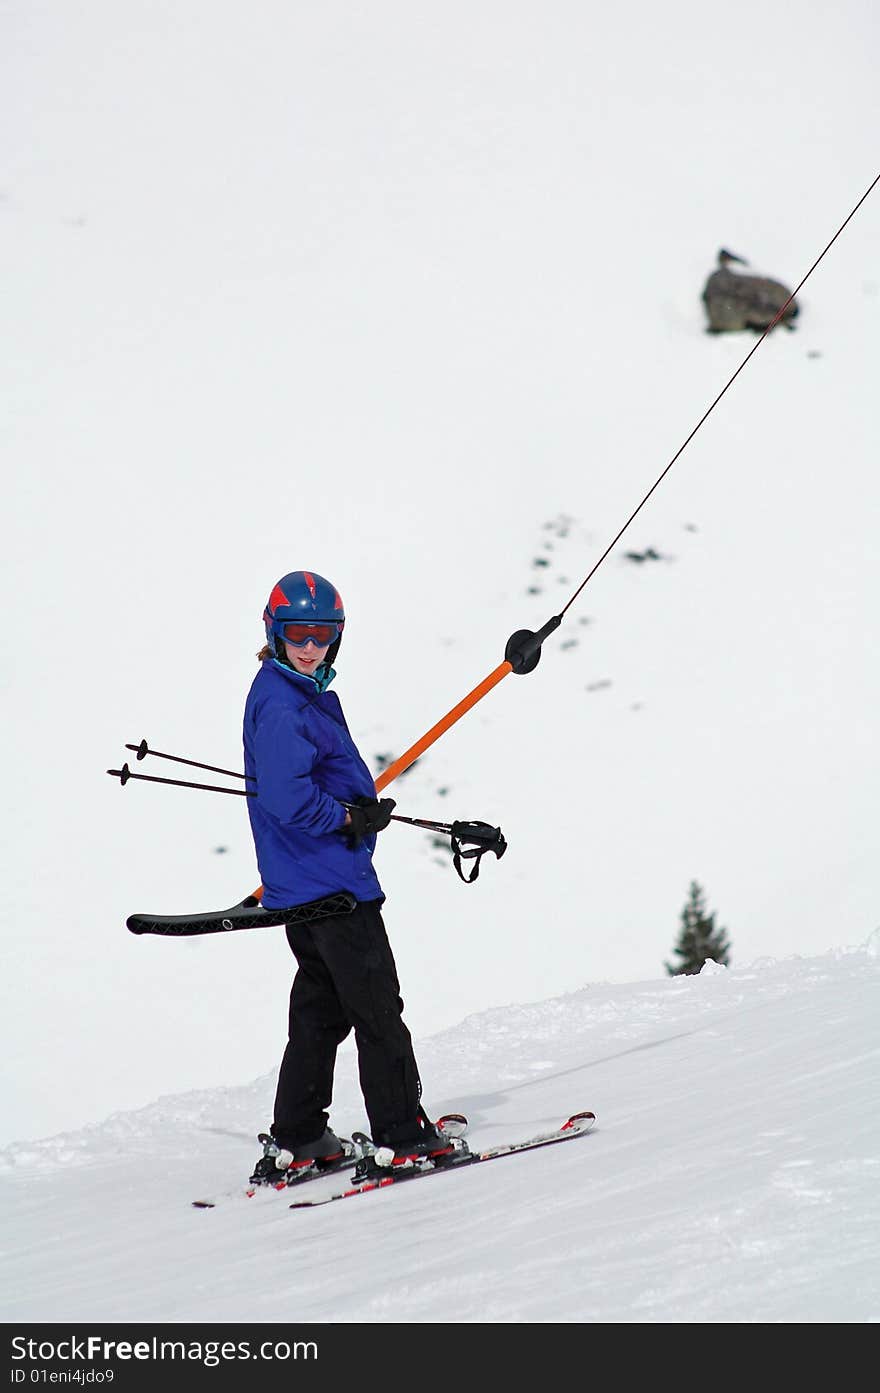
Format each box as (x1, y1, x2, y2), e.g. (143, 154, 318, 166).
(2, 944, 878, 1327)
(2, 0, 879, 1346)
(4, 0, 878, 1150)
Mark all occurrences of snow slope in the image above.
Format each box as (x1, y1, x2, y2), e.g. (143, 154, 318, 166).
(2, 943, 878, 1324)
(3, 0, 878, 1148)
(2, 0, 879, 1334)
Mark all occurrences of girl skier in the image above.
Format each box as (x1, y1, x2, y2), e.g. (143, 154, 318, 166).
(243, 570, 450, 1185)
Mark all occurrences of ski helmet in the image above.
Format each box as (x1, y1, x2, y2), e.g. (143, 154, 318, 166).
(263, 571, 346, 670)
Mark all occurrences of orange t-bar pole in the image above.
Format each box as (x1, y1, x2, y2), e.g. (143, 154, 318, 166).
(374, 658, 513, 791)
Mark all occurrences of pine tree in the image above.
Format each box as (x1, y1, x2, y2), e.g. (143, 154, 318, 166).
(665, 880, 731, 975)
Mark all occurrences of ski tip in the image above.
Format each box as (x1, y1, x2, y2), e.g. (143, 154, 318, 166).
(436, 1112, 469, 1139)
(565, 1111, 597, 1131)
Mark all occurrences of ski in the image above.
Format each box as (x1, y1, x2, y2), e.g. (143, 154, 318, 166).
(192, 1155, 360, 1208)
(192, 1133, 369, 1208)
(191, 1114, 470, 1208)
(288, 1111, 596, 1210)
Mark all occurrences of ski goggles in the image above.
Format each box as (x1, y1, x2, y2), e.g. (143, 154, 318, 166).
(280, 621, 342, 647)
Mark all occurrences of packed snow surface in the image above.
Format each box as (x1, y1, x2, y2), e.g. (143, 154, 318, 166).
(2, 944, 878, 1323)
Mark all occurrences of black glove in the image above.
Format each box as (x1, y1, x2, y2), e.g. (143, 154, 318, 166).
(342, 796, 396, 848)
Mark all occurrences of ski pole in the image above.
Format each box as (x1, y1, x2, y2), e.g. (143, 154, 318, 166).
(107, 765, 494, 837)
(117, 744, 498, 840)
(107, 764, 254, 796)
(124, 739, 254, 781)
(107, 763, 506, 881)
(385, 813, 454, 833)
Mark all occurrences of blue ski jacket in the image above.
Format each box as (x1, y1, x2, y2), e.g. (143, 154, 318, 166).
(243, 659, 384, 909)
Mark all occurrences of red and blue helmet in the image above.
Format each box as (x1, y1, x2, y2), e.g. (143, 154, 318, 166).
(263, 571, 345, 667)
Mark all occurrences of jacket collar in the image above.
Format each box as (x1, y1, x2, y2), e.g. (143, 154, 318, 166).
(268, 657, 336, 694)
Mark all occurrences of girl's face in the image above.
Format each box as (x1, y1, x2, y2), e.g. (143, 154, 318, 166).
(284, 638, 330, 677)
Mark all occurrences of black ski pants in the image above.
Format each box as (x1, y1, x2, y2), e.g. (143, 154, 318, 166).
(272, 898, 423, 1150)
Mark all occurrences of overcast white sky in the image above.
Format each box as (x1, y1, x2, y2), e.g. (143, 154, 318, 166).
(2, 1, 878, 1148)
